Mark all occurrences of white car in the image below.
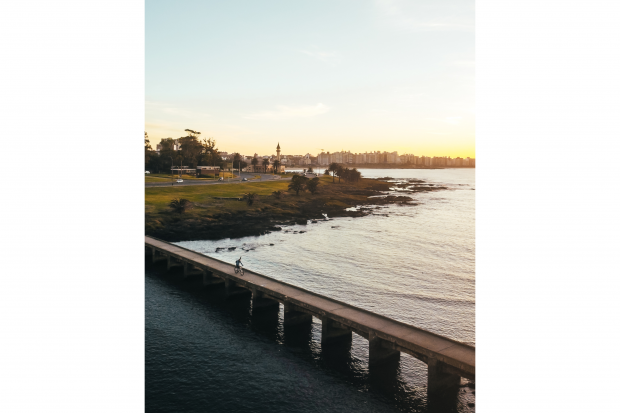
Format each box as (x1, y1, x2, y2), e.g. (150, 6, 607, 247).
(176, 179, 183, 183)
(218, 177, 224, 181)
(242, 178, 248, 181)
(145, 171, 150, 174)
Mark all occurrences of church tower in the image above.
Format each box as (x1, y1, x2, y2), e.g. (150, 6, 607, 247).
(276, 142, 281, 162)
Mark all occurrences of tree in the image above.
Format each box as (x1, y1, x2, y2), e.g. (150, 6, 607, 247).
(251, 156, 259, 172)
(272, 160, 281, 173)
(232, 153, 243, 174)
(306, 177, 320, 194)
(179, 129, 203, 168)
(245, 192, 258, 206)
(350, 167, 361, 184)
(158, 138, 178, 171)
(288, 174, 308, 195)
(262, 158, 270, 173)
(323, 169, 330, 176)
(335, 164, 345, 183)
(169, 198, 192, 213)
(307, 166, 314, 173)
(272, 190, 282, 199)
(339, 167, 362, 184)
(146, 151, 164, 173)
(343, 167, 352, 183)
(199, 137, 223, 169)
(328, 162, 339, 183)
(145, 132, 153, 167)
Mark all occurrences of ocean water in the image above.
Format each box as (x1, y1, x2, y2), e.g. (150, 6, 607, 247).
(146, 168, 475, 412)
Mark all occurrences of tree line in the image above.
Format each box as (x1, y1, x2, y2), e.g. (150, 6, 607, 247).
(326, 162, 362, 184)
(145, 129, 225, 173)
(145, 130, 285, 174)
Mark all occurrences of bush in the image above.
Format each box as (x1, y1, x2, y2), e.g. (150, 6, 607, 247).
(169, 198, 192, 213)
(306, 177, 320, 194)
(288, 175, 308, 195)
(245, 192, 258, 206)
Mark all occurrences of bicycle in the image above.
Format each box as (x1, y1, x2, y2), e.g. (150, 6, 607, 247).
(234, 266, 244, 276)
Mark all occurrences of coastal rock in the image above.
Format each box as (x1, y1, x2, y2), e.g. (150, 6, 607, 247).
(145, 176, 452, 242)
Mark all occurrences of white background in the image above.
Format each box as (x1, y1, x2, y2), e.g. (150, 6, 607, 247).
(1, 1, 619, 412)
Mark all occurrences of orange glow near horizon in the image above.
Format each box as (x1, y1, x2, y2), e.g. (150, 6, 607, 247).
(146, 125, 475, 160)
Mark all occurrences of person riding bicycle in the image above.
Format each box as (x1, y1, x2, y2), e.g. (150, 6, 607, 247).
(235, 257, 243, 272)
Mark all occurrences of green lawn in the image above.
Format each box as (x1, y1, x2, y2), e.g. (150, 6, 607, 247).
(145, 179, 293, 212)
(145, 174, 383, 240)
(145, 172, 237, 183)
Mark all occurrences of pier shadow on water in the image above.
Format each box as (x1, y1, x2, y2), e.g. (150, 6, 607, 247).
(146, 260, 474, 413)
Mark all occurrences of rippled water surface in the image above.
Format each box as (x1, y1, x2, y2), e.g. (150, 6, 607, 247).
(146, 168, 475, 412)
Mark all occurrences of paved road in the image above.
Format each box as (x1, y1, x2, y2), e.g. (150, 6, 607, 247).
(145, 173, 290, 188)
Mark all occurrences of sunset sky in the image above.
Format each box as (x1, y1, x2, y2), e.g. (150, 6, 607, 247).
(146, 0, 474, 158)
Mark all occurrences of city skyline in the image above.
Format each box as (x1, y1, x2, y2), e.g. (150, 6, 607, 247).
(146, 0, 475, 158)
(154, 138, 475, 166)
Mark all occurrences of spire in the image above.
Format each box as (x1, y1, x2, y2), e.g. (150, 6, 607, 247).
(277, 142, 280, 150)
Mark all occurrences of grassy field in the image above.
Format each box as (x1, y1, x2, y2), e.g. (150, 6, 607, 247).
(145, 174, 393, 241)
(145, 172, 238, 183)
(145, 178, 295, 213)
(144, 175, 348, 217)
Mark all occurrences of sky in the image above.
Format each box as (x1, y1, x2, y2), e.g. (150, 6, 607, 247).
(146, 0, 475, 158)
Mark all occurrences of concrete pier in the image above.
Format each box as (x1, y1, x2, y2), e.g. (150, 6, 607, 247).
(283, 302, 313, 327)
(252, 288, 280, 311)
(225, 278, 251, 298)
(427, 358, 461, 393)
(152, 248, 166, 263)
(369, 331, 400, 366)
(167, 255, 183, 270)
(183, 262, 204, 278)
(202, 270, 223, 287)
(322, 318, 352, 345)
(146, 235, 475, 395)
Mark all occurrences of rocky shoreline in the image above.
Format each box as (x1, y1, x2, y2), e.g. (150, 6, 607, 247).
(146, 178, 449, 242)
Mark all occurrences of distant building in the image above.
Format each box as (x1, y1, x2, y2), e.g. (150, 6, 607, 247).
(196, 166, 220, 176)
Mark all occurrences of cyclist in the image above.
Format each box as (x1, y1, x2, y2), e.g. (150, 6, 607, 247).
(235, 257, 244, 274)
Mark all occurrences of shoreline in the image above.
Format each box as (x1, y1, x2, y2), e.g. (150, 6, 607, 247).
(145, 176, 448, 242)
(287, 165, 474, 170)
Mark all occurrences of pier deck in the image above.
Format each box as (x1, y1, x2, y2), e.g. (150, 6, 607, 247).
(146, 235, 475, 386)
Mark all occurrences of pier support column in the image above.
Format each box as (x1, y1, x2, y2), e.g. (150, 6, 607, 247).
(427, 358, 461, 394)
(225, 278, 250, 298)
(368, 331, 400, 367)
(321, 318, 352, 345)
(283, 302, 312, 327)
(152, 248, 166, 263)
(225, 278, 236, 297)
(167, 255, 183, 270)
(183, 262, 193, 278)
(202, 270, 223, 287)
(252, 289, 280, 312)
